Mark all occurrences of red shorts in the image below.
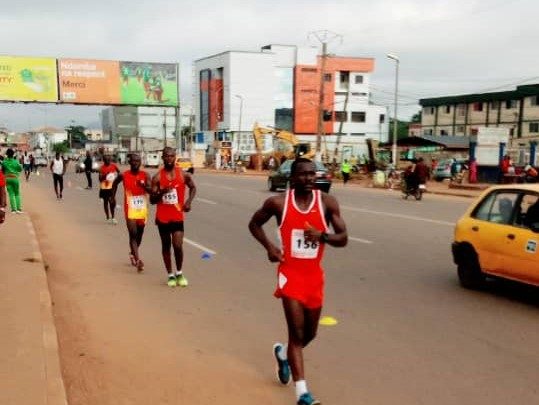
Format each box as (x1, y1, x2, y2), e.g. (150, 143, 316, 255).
(274, 267, 324, 309)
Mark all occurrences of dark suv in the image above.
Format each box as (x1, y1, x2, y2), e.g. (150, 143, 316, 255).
(267, 160, 332, 192)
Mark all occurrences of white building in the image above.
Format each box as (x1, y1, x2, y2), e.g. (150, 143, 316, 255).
(28, 126, 68, 156)
(194, 44, 389, 160)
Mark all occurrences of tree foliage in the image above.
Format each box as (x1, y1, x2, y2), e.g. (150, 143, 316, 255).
(52, 142, 69, 154)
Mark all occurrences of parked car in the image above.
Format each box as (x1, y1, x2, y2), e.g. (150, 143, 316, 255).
(452, 184, 539, 289)
(268, 159, 332, 192)
(175, 157, 194, 173)
(34, 156, 48, 167)
(433, 159, 466, 181)
(75, 158, 100, 173)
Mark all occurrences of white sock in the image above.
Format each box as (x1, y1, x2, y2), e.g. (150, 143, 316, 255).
(168, 274, 175, 279)
(277, 343, 288, 361)
(175, 271, 183, 277)
(295, 380, 308, 399)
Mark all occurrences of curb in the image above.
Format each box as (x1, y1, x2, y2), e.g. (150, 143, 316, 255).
(26, 216, 69, 405)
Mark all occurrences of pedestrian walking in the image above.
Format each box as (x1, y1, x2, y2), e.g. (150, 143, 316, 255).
(50, 152, 67, 200)
(469, 158, 478, 183)
(99, 154, 120, 224)
(112, 153, 152, 272)
(150, 147, 197, 287)
(22, 152, 31, 181)
(340, 159, 351, 185)
(0, 169, 6, 224)
(248, 157, 348, 405)
(84, 151, 93, 189)
(1, 149, 23, 213)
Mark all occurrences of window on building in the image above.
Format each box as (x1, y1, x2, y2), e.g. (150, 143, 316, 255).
(491, 101, 500, 110)
(335, 91, 348, 96)
(301, 67, 317, 72)
(352, 92, 367, 97)
(445, 106, 451, 114)
(530, 96, 539, 106)
(324, 73, 332, 82)
(424, 129, 433, 135)
(457, 125, 465, 133)
(379, 114, 385, 123)
(440, 129, 448, 135)
(323, 110, 332, 121)
(530, 122, 539, 133)
(351, 112, 366, 122)
(355, 75, 364, 84)
(457, 104, 466, 116)
(351, 133, 366, 136)
(424, 107, 435, 115)
(340, 71, 350, 84)
(510, 127, 515, 137)
(473, 102, 483, 112)
(505, 100, 518, 109)
(334, 111, 347, 122)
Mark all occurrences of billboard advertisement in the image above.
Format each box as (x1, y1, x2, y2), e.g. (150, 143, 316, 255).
(0, 56, 58, 102)
(58, 59, 178, 106)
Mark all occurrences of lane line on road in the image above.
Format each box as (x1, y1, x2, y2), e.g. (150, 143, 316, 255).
(349, 236, 373, 244)
(196, 197, 218, 205)
(341, 205, 455, 226)
(184, 238, 217, 255)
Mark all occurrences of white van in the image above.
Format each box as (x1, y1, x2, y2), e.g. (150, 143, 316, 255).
(143, 152, 161, 168)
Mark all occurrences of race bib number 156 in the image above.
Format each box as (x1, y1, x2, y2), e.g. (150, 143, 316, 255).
(291, 229, 319, 259)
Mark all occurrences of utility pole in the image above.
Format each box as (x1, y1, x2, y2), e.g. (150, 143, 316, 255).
(163, 108, 167, 148)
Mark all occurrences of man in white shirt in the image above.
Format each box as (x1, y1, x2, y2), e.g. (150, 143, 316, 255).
(50, 152, 67, 200)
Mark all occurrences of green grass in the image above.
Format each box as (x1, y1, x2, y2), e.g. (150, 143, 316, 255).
(120, 78, 178, 106)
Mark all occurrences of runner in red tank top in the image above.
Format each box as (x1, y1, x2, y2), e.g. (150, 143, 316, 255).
(99, 154, 120, 224)
(249, 158, 348, 405)
(111, 153, 151, 272)
(150, 147, 196, 288)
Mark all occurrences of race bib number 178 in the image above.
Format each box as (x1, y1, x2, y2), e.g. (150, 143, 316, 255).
(291, 229, 319, 259)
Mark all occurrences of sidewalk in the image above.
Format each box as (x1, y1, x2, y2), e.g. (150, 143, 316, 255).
(0, 213, 67, 405)
(197, 167, 492, 198)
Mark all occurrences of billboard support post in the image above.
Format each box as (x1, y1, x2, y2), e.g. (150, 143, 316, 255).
(163, 109, 167, 148)
(175, 63, 181, 155)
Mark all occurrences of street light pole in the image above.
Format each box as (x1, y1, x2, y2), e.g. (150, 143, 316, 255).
(235, 95, 243, 162)
(387, 53, 400, 167)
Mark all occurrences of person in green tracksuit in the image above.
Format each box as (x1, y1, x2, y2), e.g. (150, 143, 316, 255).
(1, 148, 23, 213)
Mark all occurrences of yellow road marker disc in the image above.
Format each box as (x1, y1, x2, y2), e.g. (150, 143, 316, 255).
(319, 316, 338, 326)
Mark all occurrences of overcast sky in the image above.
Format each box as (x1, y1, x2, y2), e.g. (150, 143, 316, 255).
(1, 0, 537, 131)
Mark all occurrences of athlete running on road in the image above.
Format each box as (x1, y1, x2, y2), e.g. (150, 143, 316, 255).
(50, 152, 67, 200)
(112, 153, 152, 272)
(249, 158, 348, 405)
(150, 147, 196, 288)
(23, 152, 31, 181)
(99, 154, 120, 224)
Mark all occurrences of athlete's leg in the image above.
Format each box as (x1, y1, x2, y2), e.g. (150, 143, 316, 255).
(103, 197, 110, 219)
(158, 226, 173, 275)
(171, 230, 184, 272)
(6, 179, 17, 211)
(53, 174, 60, 197)
(282, 297, 307, 382)
(109, 196, 116, 219)
(303, 306, 322, 348)
(126, 219, 140, 260)
(58, 175, 64, 198)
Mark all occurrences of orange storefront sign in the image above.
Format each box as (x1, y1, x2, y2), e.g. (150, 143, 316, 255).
(58, 59, 121, 104)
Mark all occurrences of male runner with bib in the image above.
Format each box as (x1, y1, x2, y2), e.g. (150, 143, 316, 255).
(150, 147, 196, 287)
(249, 158, 348, 405)
(112, 153, 151, 272)
(99, 154, 120, 224)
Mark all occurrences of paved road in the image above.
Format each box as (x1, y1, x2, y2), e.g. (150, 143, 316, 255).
(21, 168, 539, 405)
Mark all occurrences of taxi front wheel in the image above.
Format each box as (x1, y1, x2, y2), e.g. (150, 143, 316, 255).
(457, 254, 485, 289)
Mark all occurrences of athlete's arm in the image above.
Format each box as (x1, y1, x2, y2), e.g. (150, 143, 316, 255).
(182, 173, 196, 212)
(248, 197, 283, 263)
(141, 172, 152, 194)
(149, 173, 161, 204)
(304, 194, 348, 247)
(111, 173, 124, 202)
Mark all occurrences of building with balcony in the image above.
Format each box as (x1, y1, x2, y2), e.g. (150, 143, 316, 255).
(420, 84, 539, 145)
(194, 44, 388, 159)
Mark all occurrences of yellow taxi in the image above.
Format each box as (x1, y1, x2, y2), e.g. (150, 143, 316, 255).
(452, 184, 539, 289)
(175, 157, 194, 174)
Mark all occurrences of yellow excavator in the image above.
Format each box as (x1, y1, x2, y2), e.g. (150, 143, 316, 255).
(252, 123, 314, 170)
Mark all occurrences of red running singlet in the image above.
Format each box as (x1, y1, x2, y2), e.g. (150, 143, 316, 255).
(275, 189, 329, 309)
(155, 167, 185, 223)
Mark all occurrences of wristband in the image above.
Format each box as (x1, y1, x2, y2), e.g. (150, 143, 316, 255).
(320, 232, 329, 243)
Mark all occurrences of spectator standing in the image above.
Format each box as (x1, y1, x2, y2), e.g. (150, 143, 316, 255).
(84, 151, 93, 189)
(1, 148, 23, 213)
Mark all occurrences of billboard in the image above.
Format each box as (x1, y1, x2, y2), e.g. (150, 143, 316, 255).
(58, 59, 178, 106)
(0, 56, 58, 102)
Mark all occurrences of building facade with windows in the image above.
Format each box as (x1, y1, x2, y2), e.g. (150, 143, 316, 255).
(420, 84, 539, 145)
(194, 44, 388, 159)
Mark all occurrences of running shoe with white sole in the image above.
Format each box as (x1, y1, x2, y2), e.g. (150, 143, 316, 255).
(167, 277, 177, 288)
(176, 274, 188, 287)
(273, 342, 291, 385)
(297, 392, 321, 405)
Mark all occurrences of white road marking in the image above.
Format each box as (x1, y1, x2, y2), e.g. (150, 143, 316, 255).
(196, 198, 218, 205)
(184, 238, 217, 255)
(341, 205, 455, 226)
(349, 236, 373, 244)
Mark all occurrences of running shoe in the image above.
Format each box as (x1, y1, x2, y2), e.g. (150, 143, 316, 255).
(111, 218, 118, 225)
(167, 277, 177, 287)
(297, 392, 321, 405)
(273, 343, 291, 385)
(136, 259, 144, 273)
(16, 210, 23, 214)
(129, 253, 137, 267)
(176, 274, 189, 287)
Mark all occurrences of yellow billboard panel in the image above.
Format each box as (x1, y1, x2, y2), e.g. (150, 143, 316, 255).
(0, 56, 58, 102)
